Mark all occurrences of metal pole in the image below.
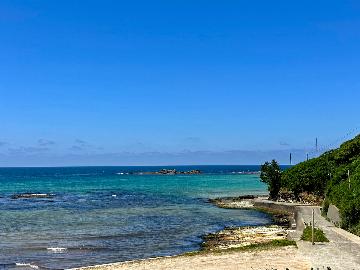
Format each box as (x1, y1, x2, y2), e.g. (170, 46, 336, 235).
(312, 209, 315, 245)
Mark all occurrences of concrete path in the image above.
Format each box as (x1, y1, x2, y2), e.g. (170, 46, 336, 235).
(294, 206, 360, 270)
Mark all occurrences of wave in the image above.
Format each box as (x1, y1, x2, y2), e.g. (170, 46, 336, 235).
(0, 262, 62, 270)
(231, 171, 260, 174)
(15, 263, 40, 269)
(11, 193, 55, 199)
(21, 246, 109, 253)
(47, 247, 67, 253)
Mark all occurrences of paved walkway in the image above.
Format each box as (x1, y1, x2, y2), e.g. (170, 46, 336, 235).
(294, 206, 360, 270)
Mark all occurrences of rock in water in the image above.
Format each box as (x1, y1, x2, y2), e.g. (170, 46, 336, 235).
(134, 169, 202, 175)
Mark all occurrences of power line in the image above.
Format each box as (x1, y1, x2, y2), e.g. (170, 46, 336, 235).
(306, 127, 360, 158)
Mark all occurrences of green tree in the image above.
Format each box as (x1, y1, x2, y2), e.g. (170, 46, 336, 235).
(260, 160, 282, 200)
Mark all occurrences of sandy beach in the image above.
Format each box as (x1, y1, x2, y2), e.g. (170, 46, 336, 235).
(71, 198, 306, 270)
(71, 198, 360, 270)
(72, 246, 309, 270)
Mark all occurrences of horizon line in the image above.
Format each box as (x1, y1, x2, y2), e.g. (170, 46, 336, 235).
(0, 164, 293, 168)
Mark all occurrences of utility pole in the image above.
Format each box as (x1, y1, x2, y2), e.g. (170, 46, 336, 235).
(290, 153, 292, 165)
(316, 138, 318, 153)
(306, 153, 309, 161)
(312, 209, 315, 245)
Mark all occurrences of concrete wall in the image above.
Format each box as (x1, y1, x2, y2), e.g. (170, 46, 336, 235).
(254, 200, 298, 213)
(327, 204, 341, 226)
(253, 200, 299, 230)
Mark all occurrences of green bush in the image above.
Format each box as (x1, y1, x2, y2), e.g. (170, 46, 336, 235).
(349, 223, 360, 236)
(301, 226, 329, 242)
(260, 160, 282, 200)
(322, 198, 330, 216)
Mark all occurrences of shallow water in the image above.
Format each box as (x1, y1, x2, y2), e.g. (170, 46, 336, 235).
(0, 166, 273, 269)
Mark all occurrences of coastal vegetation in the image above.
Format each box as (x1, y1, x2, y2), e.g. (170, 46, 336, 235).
(260, 160, 282, 200)
(301, 226, 329, 242)
(261, 134, 360, 236)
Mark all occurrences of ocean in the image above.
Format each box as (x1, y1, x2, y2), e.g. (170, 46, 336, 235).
(0, 165, 274, 269)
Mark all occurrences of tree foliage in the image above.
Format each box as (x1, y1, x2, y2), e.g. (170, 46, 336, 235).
(279, 134, 360, 235)
(260, 159, 282, 200)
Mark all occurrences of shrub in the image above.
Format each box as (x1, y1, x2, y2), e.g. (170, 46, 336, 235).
(322, 198, 330, 216)
(301, 226, 329, 242)
(260, 160, 282, 200)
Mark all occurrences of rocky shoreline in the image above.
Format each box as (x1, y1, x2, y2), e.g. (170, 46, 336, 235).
(202, 195, 294, 251)
(209, 195, 306, 228)
(208, 195, 258, 209)
(201, 225, 289, 251)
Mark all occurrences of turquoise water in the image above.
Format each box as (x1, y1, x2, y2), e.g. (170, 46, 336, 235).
(0, 166, 270, 269)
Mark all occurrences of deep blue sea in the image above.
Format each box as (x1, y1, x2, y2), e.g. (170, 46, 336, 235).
(0, 166, 275, 269)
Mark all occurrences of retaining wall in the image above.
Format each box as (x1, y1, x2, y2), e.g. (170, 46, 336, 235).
(327, 204, 341, 226)
(253, 200, 304, 231)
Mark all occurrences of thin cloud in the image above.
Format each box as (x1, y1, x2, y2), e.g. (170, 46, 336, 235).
(75, 139, 88, 145)
(280, 141, 290, 146)
(38, 139, 55, 146)
(7, 146, 50, 154)
(70, 139, 102, 151)
(0, 147, 316, 166)
(70, 145, 84, 151)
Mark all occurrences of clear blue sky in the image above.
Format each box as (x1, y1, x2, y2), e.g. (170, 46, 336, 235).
(0, 0, 360, 166)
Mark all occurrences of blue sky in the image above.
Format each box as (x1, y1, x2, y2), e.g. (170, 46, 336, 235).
(0, 0, 360, 166)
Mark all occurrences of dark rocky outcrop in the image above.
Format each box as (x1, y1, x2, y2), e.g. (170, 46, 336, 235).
(135, 169, 202, 175)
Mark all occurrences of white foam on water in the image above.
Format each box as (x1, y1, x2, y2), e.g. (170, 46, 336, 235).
(15, 263, 39, 269)
(47, 247, 68, 253)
